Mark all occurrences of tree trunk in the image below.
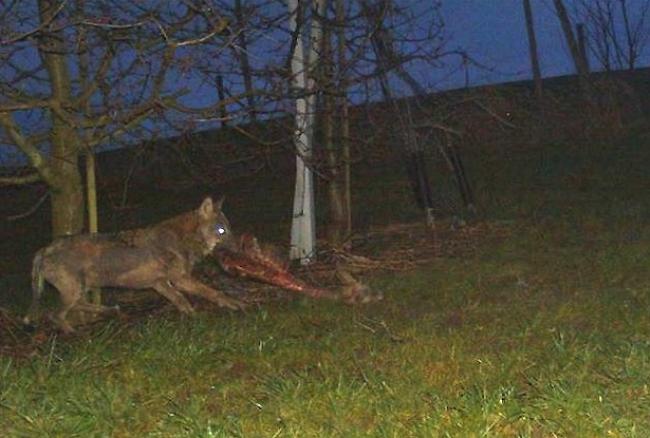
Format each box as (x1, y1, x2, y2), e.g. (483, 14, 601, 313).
(336, 0, 352, 241)
(234, 0, 257, 121)
(576, 23, 590, 72)
(288, 0, 318, 264)
(619, 0, 637, 70)
(76, 0, 102, 305)
(216, 74, 229, 126)
(360, 0, 425, 96)
(50, 159, 85, 237)
(322, 9, 346, 247)
(77, 0, 98, 237)
(39, 0, 85, 237)
(553, 0, 592, 102)
(522, 0, 543, 101)
(362, 0, 441, 224)
(553, 0, 590, 78)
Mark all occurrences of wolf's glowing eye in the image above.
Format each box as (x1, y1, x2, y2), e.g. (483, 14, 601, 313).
(216, 226, 227, 235)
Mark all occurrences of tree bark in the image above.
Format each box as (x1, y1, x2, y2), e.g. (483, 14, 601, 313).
(288, 0, 320, 263)
(576, 23, 590, 72)
(336, 0, 352, 241)
(553, 0, 590, 78)
(360, 0, 425, 96)
(50, 164, 85, 236)
(522, 0, 543, 101)
(76, 0, 98, 237)
(216, 74, 229, 126)
(619, 0, 641, 70)
(234, 0, 257, 121)
(322, 3, 346, 246)
(4, 0, 230, 240)
(39, 0, 84, 237)
(553, 0, 593, 103)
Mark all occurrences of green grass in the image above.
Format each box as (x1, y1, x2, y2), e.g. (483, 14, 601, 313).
(3, 125, 650, 436)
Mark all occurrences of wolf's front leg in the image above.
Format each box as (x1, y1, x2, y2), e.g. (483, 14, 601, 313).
(172, 276, 246, 310)
(153, 281, 196, 314)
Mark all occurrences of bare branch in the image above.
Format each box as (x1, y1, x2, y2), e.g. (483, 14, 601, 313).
(0, 100, 51, 112)
(5, 190, 49, 220)
(0, 112, 51, 183)
(174, 17, 230, 48)
(0, 0, 68, 45)
(0, 172, 42, 187)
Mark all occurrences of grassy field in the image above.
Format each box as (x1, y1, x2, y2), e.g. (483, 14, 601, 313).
(2, 122, 650, 436)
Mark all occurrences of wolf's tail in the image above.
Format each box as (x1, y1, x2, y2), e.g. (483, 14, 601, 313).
(23, 248, 46, 327)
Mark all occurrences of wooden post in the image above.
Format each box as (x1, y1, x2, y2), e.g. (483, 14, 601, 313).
(85, 151, 101, 305)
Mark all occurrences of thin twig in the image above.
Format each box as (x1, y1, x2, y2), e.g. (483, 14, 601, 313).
(6, 190, 49, 221)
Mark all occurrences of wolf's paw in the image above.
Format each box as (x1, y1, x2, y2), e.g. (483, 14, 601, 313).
(175, 302, 195, 315)
(48, 315, 76, 334)
(219, 296, 247, 311)
(341, 283, 382, 305)
(22, 317, 37, 333)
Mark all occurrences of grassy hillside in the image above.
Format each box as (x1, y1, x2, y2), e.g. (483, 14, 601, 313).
(2, 101, 650, 436)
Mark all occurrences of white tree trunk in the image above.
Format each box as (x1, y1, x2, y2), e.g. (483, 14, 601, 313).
(288, 0, 325, 264)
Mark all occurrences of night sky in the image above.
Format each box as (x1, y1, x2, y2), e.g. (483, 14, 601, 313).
(434, 0, 650, 89)
(1, 0, 649, 164)
(173, 0, 650, 108)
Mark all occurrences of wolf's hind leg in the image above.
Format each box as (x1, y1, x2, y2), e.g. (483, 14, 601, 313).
(49, 273, 85, 334)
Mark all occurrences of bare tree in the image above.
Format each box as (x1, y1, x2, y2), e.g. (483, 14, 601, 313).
(576, 0, 650, 71)
(0, 1, 231, 236)
(359, 0, 426, 97)
(335, 0, 352, 243)
(0, 0, 472, 275)
(618, 0, 649, 69)
(553, 0, 590, 78)
(553, 0, 595, 104)
(319, 0, 348, 247)
(576, 23, 590, 71)
(582, 0, 618, 70)
(281, 0, 458, 252)
(353, 0, 477, 223)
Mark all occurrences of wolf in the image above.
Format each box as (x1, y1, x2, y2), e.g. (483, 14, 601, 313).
(24, 197, 245, 333)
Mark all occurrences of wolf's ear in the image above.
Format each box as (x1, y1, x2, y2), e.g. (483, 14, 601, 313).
(215, 196, 225, 211)
(199, 197, 214, 218)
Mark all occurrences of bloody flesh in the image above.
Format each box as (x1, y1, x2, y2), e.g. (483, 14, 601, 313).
(215, 240, 338, 300)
